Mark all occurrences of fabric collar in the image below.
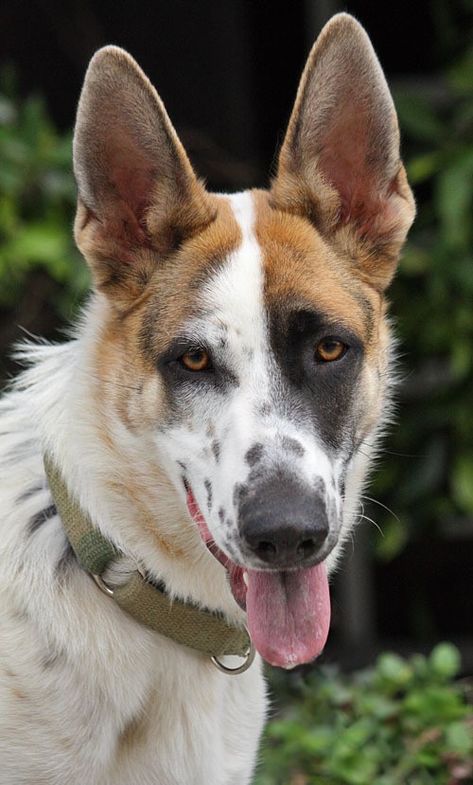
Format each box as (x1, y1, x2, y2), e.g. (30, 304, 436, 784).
(43, 455, 251, 661)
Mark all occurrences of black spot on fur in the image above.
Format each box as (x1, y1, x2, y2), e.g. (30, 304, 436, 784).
(218, 507, 225, 523)
(204, 479, 213, 511)
(16, 484, 45, 504)
(281, 436, 305, 457)
(211, 440, 221, 462)
(245, 443, 264, 467)
(28, 504, 57, 535)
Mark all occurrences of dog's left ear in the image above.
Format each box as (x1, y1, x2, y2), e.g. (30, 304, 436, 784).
(73, 46, 215, 306)
(271, 14, 415, 291)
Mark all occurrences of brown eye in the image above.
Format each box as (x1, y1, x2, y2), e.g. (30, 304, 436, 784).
(315, 338, 347, 363)
(180, 348, 211, 372)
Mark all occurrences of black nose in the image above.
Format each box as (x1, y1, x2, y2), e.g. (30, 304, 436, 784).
(238, 474, 330, 569)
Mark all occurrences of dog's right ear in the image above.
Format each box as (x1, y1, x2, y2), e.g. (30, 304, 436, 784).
(73, 46, 214, 306)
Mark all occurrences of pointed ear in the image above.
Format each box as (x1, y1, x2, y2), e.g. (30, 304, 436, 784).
(73, 46, 215, 306)
(271, 14, 415, 291)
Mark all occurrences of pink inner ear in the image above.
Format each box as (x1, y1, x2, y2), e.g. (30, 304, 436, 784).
(102, 142, 159, 248)
(318, 108, 385, 229)
(112, 165, 157, 222)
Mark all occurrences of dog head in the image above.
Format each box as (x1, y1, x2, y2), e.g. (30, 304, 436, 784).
(73, 14, 414, 667)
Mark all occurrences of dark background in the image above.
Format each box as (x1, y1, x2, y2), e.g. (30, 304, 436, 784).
(2, 0, 471, 182)
(1, 0, 472, 673)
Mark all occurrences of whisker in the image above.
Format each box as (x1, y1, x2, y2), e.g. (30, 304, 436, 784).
(358, 513, 384, 537)
(361, 494, 400, 523)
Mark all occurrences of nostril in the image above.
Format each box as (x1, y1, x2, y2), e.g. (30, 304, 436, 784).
(256, 540, 277, 561)
(297, 538, 317, 560)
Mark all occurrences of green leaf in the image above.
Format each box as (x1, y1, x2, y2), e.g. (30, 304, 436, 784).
(445, 721, 473, 755)
(5, 222, 69, 267)
(429, 643, 461, 679)
(376, 653, 413, 688)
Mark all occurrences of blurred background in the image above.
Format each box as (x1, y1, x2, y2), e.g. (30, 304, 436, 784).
(1, 0, 472, 781)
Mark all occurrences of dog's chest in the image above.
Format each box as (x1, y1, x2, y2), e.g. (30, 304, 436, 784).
(0, 608, 266, 785)
(104, 658, 266, 785)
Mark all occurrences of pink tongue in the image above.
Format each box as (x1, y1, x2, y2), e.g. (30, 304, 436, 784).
(246, 564, 330, 669)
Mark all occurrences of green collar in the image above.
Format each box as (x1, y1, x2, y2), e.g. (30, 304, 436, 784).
(43, 455, 253, 671)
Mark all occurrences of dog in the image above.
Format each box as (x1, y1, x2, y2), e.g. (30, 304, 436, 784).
(0, 13, 414, 785)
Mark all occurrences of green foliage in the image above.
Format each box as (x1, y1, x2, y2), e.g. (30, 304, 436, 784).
(370, 45, 473, 557)
(256, 644, 473, 785)
(0, 73, 89, 318)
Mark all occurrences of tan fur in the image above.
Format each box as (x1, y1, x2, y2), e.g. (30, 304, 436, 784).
(253, 190, 383, 347)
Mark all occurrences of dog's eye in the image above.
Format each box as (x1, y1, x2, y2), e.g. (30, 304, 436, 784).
(179, 348, 212, 372)
(315, 338, 347, 363)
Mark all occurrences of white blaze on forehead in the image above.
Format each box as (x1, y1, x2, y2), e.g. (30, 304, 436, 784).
(196, 191, 271, 467)
(201, 191, 267, 359)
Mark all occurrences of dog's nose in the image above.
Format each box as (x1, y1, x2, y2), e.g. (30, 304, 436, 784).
(238, 474, 330, 569)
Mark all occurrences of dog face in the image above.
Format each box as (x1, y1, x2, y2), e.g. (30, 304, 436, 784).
(73, 14, 414, 667)
(150, 190, 381, 572)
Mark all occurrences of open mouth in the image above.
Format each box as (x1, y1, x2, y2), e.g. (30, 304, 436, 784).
(187, 489, 331, 669)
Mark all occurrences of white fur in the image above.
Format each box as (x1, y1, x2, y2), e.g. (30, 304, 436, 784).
(0, 306, 266, 784)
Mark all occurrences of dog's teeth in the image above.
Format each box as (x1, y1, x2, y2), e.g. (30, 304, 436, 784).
(243, 571, 249, 587)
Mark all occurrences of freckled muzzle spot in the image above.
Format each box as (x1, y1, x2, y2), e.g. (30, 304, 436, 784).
(257, 402, 272, 417)
(233, 482, 249, 508)
(281, 435, 305, 457)
(245, 443, 264, 467)
(204, 478, 213, 511)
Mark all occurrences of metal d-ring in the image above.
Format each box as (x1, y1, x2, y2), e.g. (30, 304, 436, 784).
(91, 564, 146, 598)
(211, 640, 256, 675)
(91, 573, 114, 597)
